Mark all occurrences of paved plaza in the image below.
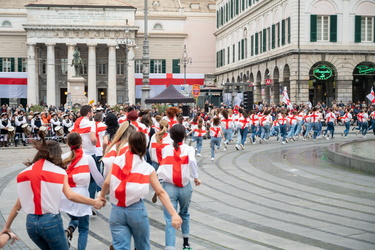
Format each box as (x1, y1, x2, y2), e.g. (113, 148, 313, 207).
(1, 128, 375, 250)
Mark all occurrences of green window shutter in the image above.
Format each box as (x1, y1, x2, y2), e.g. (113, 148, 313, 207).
(249, 0, 252, 6)
(281, 19, 285, 45)
(310, 15, 317, 42)
(216, 11, 219, 28)
(150, 60, 154, 73)
(251, 35, 254, 56)
(227, 47, 230, 64)
(0, 58, 2, 72)
(263, 28, 267, 52)
(216, 52, 218, 68)
(277, 23, 280, 46)
(162, 59, 166, 73)
(172, 59, 180, 73)
(255, 33, 258, 55)
(236, 0, 239, 15)
(355, 15, 361, 43)
(272, 24, 275, 49)
(330, 15, 337, 42)
(242, 0, 245, 11)
(231, 0, 234, 18)
(18, 58, 23, 72)
(374, 17, 375, 42)
(10, 58, 15, 72)
(288, 17, 291, 43)
(241, 39, 244, 59)
(238, 41, 240, 60)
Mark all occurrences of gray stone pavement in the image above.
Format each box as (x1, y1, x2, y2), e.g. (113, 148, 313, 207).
(1, 126, 375, 250)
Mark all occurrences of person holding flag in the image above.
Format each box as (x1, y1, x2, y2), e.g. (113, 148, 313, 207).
(366, 87, 375, 105)
(282, 87, 293, 109)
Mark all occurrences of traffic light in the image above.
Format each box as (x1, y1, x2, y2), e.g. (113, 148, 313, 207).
(243, 91, 254, 110)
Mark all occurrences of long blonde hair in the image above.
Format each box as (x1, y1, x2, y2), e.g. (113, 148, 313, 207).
(155, 119, 168, 143)
(104, 121, 136, 155)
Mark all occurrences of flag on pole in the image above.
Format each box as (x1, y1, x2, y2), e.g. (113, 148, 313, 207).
(282, 87, 293, 109)
(366, 87, 375, 104)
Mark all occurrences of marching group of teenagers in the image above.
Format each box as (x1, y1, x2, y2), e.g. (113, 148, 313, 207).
(0, 101, 374, 250)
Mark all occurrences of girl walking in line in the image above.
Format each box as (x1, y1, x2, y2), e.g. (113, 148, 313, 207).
(158, 124, 201, 250)
(100, 132, 182, 250)
(1, 131, 104, 250)
(209, 117, 226, 160)
(187, 118, 207, 157)
(61, 132, 105, 249)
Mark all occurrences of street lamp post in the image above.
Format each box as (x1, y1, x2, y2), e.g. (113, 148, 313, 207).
(116, 20, 136, 104)
(141, 0, 151, 109)
(180, 44, 192, 89)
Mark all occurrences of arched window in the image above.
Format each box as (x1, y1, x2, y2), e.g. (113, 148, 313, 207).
(153, 23, 163, 30)
(2, 20, 11, 27)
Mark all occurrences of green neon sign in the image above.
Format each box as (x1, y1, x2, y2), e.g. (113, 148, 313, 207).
(313, 65, 333, 80)
(356, 65, 375, 75)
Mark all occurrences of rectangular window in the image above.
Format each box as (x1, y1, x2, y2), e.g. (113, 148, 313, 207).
(98, 59, 107, 75)
(117, 59, 125, 75)
(238, 41, 240, 61)
(40, 59, 46, 75)
(60, 58, 68, 75)
(172, 59, 180, 73)
(241, 39, 244, 59)
(259, 32, 262, 53)
(276, 23, 280, 47)
(281, 19, 286, 45)
(18, 58, 27, 72)
(1, 58, 13, 72)
(135, 59, 143, 73)
(251, 35, 254, 56)
(150, 59, 165, 73)
(227, 46, 230, 64)
(232, 44, 235, 62)
(317, 16, 329, 41)
(267, 27, 271, 50)
(361, 16, 373, 42)
(255, 33, 258, 55)
(272, 24, 275, 49)
(263, 29, 267, 52)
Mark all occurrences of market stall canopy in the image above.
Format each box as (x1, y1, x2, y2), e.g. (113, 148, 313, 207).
(145, 85, 195, 103)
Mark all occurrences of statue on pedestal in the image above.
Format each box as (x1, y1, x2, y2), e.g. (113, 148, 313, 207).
(71, 47, 84, 77)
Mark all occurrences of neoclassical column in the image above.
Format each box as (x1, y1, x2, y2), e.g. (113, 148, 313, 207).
(107, 44, 117, 106)
(46, 43, 56, 107)
(26, 42, 37, 105)
(127, 46, 135, 105)
(66, 43, 77, 81)
(87, 43, 97, 104)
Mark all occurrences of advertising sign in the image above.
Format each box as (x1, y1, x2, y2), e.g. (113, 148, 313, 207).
(192, 84, 200, 97)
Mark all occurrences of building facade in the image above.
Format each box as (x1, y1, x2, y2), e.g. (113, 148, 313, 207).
(215, 0, 375, 107)
(0, 0, 216, 107)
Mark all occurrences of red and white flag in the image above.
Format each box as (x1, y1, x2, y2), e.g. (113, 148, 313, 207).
(366, 87, 375, 104)
(282, 87, 293, 109)
(0, 72, 27, 98)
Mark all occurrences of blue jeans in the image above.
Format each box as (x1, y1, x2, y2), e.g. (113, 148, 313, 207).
(304, 122, 312, 138)
(26, 213, 69, 250)
(260, 125, 270, 140)
(287, 124, 296, 138)
(152, 161, 160, 171)
(239, 127, 248, 145)
(195, 136, 203, 154)
(360, 122, 368, 135)
(250, 125, 257, 142)
(343, 121, 350, 136)
(294, 121, 304, 136)
(235, 128, 242, 145)
(110, 200, 150, 250)
(311, 122, 319, 139)
(222, 128, 232, 144)
(68, 214, 89, 250)
(279, 124, 287, 142)
(162, 182, 192, 250)
(270, 126, 280, 137)
(210, 136, 221, 158)
(324, 122, 335, 138)
(368, 119, 375, 130)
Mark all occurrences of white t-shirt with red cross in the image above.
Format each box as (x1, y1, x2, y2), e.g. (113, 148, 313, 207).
(72, 116, 96, 155)
(149, 133, 173, 164)
(94, 121, 107, 157)
(17, 159, 66, 215)
(110, 151, 154, 207)
(157, 143, 198, 187)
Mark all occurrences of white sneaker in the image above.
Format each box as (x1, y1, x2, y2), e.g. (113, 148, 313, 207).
(282, 141, 286, 145)
(235, 145, 239, 150)
(222, 142, 228, 149)
(211, 157, 214, 161)
(363, 135, 367, 139)
(197, 153, 201, 157)
(223, 148, 227, 151)
(240, 144, 244, 150)
(344, 136, 348, 138)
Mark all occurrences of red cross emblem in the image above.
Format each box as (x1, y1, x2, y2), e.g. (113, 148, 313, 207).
(161, 148, 189, 187)
(310, 112, 320, 122)
(151, 134, 170, 163)
(112, 151, 150, 207)
(17, 159, 66, 215)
